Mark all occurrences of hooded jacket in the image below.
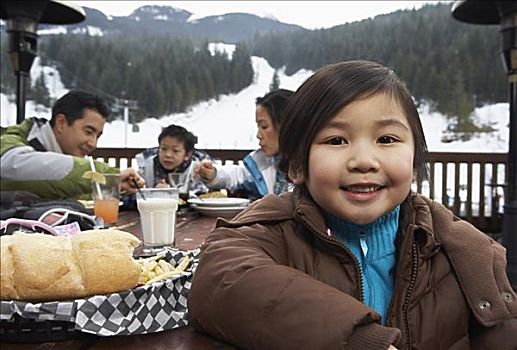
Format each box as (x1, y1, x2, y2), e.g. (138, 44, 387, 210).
(0, 118, 117, 201)
(188, 189, 517, 350)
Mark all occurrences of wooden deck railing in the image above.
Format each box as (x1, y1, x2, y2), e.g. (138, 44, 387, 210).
(91, 148, 509, 234)
(417, 152, 508, 234)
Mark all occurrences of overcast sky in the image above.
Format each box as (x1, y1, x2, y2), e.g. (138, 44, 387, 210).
(73, 1, 447, 29)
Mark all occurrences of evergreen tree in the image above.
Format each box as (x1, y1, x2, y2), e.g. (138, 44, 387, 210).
(269, 70, 280, 91)
(230, 44, 254, 91)
(0, 33, 16, 93)
(32, 71, 51, 107)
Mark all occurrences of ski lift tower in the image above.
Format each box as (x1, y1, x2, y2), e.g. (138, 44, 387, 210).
(452, 0, 517, 286)
(0, 1, 85, 124)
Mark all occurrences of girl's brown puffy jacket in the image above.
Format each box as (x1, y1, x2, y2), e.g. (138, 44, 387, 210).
(188, 190, 517, 349)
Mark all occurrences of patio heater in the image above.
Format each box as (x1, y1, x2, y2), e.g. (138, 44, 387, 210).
(0, 0, 85, 124)
(452, 0, 517, 286)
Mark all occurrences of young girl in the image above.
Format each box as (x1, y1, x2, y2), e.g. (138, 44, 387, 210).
(188, 61, 516, 349)
(195, 89, 294, 200)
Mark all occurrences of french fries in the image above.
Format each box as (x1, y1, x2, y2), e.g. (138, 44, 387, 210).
(137, 255, 191, 285)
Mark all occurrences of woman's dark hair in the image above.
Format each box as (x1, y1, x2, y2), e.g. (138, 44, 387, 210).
(256, 89, 294, 127)
(158, 124, 198, 153)
(50, 90, 110, 127)
(279, 60, 429, 182)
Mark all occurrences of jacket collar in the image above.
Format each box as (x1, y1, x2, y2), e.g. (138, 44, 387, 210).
(217, 187, 343, 240)
(409, 194, 517, 326)
(27, 118, 62, 154)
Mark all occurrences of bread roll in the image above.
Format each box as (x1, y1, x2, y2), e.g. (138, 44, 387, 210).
(0, 229, 142, 301)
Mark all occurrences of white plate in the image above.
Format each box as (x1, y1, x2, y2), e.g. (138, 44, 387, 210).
(188, 197, 250, 208)
(191, 204, 246, 218)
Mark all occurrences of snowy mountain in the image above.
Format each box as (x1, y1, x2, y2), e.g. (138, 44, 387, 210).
(0, 43, 509, 153)
(11, 6, 304, 43)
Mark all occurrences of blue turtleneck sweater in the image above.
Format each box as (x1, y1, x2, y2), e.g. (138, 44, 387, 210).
(324, 206, 400, 324)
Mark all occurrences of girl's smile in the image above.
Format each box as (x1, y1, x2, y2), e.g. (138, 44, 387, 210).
(341, 182, 384, 202)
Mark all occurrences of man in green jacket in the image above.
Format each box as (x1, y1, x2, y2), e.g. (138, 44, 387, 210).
(0, 90, 144, 204)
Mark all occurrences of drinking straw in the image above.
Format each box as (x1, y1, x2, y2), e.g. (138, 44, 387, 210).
(88, 156, 103, 199)
(131, 178, 146, 200)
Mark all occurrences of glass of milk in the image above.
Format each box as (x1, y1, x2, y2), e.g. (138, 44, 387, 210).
(136, 187, 179, 253)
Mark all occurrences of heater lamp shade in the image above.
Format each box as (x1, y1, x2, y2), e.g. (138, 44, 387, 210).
(0, 0, 85, 25)
(452, 0, 517, 25)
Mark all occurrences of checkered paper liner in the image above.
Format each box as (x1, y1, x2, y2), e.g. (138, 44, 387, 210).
(0, 248, 200, 336)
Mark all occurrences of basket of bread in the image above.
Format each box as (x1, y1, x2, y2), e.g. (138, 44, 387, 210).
(0, 229, 199, 342)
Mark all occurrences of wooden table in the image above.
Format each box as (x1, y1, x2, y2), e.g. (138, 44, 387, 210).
(0, 209, 237, 349)
(1, 326, 236, 350)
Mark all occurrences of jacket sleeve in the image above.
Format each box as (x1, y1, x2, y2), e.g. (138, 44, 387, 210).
(188, 223, 401, 350)
(1, 145, 118, 200)
(206, 162, 252, 191)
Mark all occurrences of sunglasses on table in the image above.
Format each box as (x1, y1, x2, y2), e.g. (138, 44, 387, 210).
(0, 218, 58, 236)
(0, 208, 99, 236)
(37, 207, 98, 228)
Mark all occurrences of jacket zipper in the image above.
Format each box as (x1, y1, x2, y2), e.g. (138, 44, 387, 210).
(401, 242, 419, 347)
(300, 215, 365, 303)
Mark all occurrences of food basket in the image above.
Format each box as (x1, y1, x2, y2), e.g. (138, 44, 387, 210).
(0, 248, 199, 343)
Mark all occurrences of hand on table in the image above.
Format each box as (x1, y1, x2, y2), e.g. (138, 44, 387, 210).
(195, 159, 216, 182)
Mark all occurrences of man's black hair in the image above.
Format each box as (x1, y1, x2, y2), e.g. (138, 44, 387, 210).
(50, 90, 110, 127)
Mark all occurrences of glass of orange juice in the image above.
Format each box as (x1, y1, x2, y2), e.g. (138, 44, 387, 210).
(91, 174, 120, 224)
